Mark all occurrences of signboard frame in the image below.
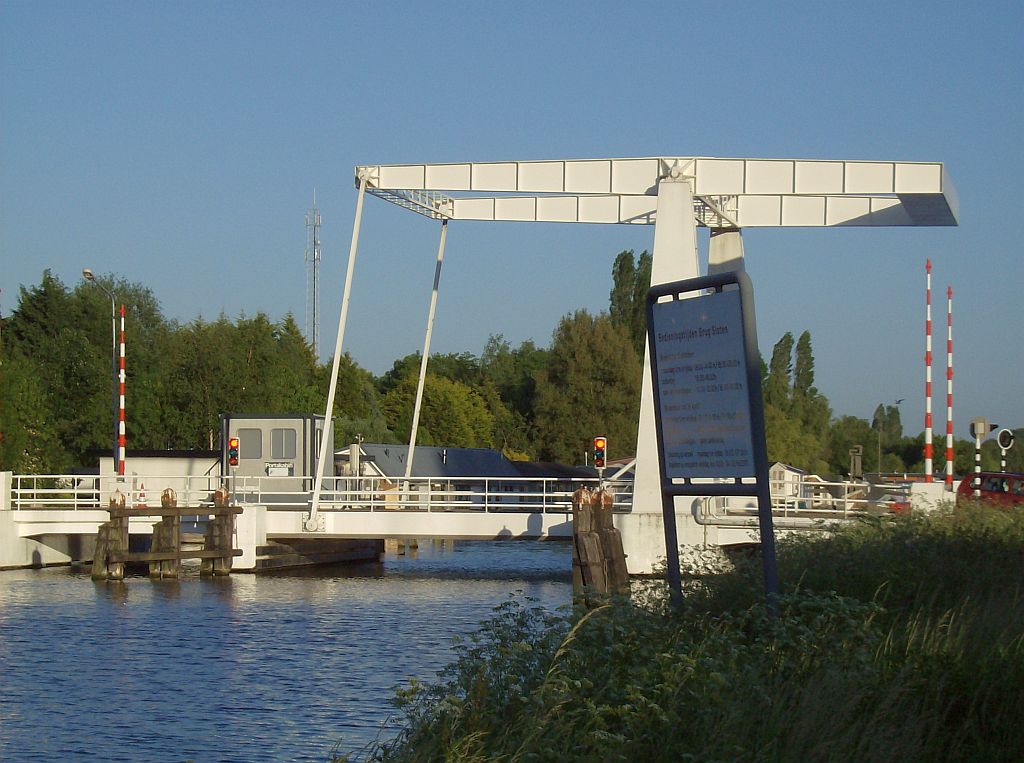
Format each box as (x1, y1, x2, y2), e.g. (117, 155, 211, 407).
(646, 270, 778, 609)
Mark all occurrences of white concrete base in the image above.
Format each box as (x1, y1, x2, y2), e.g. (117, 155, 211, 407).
(264, 508, 575, 541)
(910, 482, 954, 513)
(235, 504, 268, 571)
(0, 511, 79, 568)
(615, 502, 764, 576)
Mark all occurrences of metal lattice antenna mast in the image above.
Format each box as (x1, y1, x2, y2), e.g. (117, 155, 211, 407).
(305, 191, 322, 356)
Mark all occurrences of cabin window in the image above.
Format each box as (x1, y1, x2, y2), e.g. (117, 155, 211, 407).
(238, 428, 262, 459)
(271, 428, 297, 460)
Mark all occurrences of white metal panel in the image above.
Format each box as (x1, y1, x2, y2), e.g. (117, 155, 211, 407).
(612, 158, 660, 194)
(898, 195, 957, 226)
(782, 196, 827, 226)
(737, 195, 782, 226)
(425, 163, 471, 191)
(826, 196, 873, 225)
(794, 161, 844, 194)
(452, 198, 496, 220)
(869, 197, 912, 225)
(536, 196, 579, 222)
(895, 162, 942, 193)
(494, 196, 537, 222)
(695, 159, 745, 195)
(619, 195, 658, 223)
(578, 195, 621, 223)
(565, 160, 611, 193)
(517, 161, 564, 192)
(845, 162, 894, 193)
(471, 162, 518, 191)
(745, 160, 794, 194)
(941, 164, 959, 221)
(378, 164, 425, 191)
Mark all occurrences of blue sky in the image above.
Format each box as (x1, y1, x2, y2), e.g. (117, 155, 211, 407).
(2, 0, 1022, 436)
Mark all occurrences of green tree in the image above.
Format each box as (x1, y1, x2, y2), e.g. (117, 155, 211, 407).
(608, 249, 651, 357)
(480, 334, 548, 421)
(792, 331, 814, 397)
(0, 350, 63, 471)
(532, 310, 641, 463)
(764, 332, 794, 411)
(826, 415, 875, 476)
(380, 372, 494, 448)
(1005, 429, 1024, 472)
(331, 352, 394, 445)
(8, 271, 115, 466)
(762, 331, 830, 473)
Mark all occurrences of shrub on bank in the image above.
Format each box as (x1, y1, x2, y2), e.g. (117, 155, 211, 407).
(339, 502, 1024, 762)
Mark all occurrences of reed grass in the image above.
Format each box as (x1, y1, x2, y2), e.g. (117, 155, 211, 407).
(337, 501, 1024, 762)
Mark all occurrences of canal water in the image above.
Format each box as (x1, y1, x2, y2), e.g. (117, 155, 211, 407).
(0, 540, 573, 762)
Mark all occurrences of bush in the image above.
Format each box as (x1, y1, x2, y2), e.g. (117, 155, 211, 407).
(340, 503, 1024, 762)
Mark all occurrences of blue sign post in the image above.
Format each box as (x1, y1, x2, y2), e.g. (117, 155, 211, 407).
(646, 271, 779, 612)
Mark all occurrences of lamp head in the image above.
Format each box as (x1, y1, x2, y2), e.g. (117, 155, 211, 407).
(82, 268, 95, 282)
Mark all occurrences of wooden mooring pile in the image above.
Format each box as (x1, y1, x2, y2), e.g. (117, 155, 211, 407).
(571, 486, 628, 605)
(92, 487, 242, 581)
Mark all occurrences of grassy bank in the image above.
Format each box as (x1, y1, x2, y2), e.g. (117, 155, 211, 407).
(339, 502, 1024, 762)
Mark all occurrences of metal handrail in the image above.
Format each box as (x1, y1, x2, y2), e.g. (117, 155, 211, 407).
(10, 473, 903, 520)
(705, 477, 907, 524)
(9, 473, 634, 514)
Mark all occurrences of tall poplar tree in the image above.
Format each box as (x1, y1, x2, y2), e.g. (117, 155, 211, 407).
(608, 249, 652, 357)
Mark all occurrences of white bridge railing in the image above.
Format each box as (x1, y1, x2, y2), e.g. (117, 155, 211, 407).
(10, 474, 907, 521)
(707, 478, 908, 522)
(9, 474, 635, 514)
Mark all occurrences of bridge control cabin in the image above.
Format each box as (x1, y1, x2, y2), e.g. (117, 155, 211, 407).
(219, 414, 333, 494)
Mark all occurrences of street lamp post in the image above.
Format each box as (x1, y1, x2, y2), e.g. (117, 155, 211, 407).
(82, 269, 119, 479)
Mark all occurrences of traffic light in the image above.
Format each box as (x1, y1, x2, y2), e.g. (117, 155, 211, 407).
(228, 437, 240, 467)
(969, 418, 998, 440)
(593, 436, 607, 469)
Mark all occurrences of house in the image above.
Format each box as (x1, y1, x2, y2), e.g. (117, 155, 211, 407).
(769, 462, 808, 498)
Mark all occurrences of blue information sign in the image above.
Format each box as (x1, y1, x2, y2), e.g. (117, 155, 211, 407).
(646, 271, 778, 612)
(650, 288, 755, 479)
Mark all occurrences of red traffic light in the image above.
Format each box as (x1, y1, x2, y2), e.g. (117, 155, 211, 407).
(593, 436, 607, 468)
(228, 437, 240, 467)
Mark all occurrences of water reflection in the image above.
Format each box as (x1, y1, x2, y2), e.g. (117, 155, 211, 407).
(0, 540, 572, 762)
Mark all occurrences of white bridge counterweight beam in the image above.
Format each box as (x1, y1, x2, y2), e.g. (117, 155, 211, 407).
(357, 157, 958, 227)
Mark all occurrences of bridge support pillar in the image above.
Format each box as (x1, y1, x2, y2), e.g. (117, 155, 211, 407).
(234, 504, 266, 571)
(708, 227, 745, 275)
(627, 168, 712, 575)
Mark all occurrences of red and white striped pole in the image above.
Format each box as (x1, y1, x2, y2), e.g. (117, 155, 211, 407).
(924, 260, 933, 482)
(117, 304, 126, 479)
(945, 286, 954, 490)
